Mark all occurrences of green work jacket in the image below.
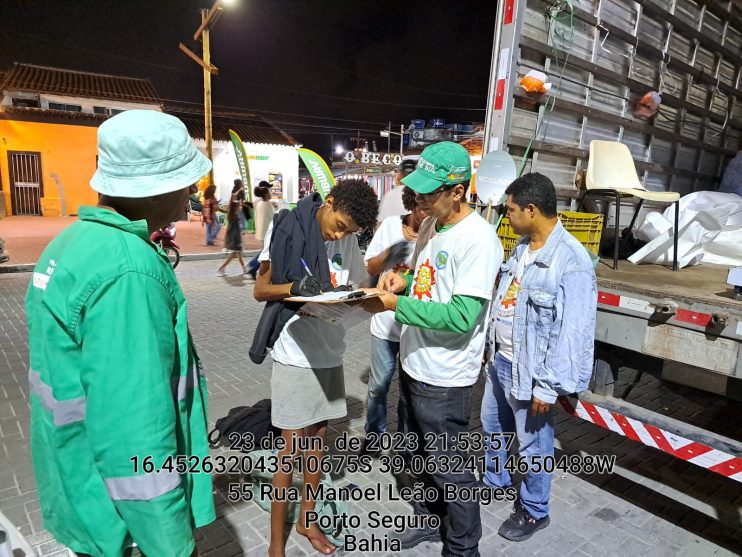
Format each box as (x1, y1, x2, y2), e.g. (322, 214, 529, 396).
(25, 206, 215, 557)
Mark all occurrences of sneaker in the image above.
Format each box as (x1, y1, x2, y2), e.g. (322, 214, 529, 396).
(217, 269, 227, 277)
(498, 501, 549, 542)
(395, 522, 441, 549)
(246, 269, 257, 280)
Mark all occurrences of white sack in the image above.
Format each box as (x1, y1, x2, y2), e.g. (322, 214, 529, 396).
(630, 191, 742, 268)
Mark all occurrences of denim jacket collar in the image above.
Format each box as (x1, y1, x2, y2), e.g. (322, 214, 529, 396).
(515, 220, 566, 268)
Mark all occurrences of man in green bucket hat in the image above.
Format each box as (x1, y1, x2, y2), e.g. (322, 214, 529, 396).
(366, 141, 504, 556)
(25, 110, 215, 557)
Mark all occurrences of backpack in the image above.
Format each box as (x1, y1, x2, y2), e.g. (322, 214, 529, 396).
(207, 399, 280, 451)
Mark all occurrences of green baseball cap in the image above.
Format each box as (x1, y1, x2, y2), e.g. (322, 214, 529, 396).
(401, 141, 472, 194)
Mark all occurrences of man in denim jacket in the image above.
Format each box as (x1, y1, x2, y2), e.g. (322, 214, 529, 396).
(483, 173, 597, 541)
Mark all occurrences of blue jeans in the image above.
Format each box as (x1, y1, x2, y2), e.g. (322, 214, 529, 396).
(365, 336, 399, 434)
(205, 221, 221, 244)
(480, 353, 554, 520)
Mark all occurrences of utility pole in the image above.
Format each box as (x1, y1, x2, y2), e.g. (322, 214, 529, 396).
(387, 121, 391, 153)
(201, 9, 214, 187)
(380, 124, 405, 156)
(351, 131, 364, 150)
(179, 0, 232, 188)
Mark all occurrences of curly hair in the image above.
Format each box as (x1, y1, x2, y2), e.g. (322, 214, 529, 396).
(329, 179, 379, 230)
(401, 186, 417, 212)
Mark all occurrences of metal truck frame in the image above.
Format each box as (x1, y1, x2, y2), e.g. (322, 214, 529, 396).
(482, 0, 742, 481)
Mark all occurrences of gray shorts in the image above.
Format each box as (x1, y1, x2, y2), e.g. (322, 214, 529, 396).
(271, 361, 347, 429)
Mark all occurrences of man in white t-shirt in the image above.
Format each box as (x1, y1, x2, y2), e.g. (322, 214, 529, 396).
(484, 173, 596, 543)
(362, 186, 427, 447)
(252, 180, 378, 557)
(367, 142, 503, 557)
(246, 182, 275, 279)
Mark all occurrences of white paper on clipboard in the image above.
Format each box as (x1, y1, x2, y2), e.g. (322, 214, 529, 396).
(286, 289, 381, 303)
(299, 302, 373, 328)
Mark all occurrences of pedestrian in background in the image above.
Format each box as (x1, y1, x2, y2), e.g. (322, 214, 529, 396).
(483, 172, 597, 542)
(233, 178, 248, 234)
(25, 110, 215, 557)
(202, 184, 222, 245)
(246, 181, 275, 280)
(217, 182, 248, 276)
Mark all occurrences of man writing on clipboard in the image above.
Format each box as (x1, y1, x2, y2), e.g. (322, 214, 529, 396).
(250, 179, 378, 557)
(365, 142, 503, 557)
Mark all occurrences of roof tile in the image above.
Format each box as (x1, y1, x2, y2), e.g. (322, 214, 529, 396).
(165, 103, 296, 146)
(1, 63, 160, 104)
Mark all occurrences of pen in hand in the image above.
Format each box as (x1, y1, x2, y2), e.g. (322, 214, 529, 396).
(300, 257, 314, 277)
(300, 257, 323, 294)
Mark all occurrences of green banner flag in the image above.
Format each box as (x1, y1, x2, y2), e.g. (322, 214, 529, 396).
(228, 129, 252, 202)
(298, 148, 335, 200)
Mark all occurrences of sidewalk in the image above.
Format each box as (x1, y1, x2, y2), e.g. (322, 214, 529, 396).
(0, 215, 262, 268)
(1, 261, 741, 556)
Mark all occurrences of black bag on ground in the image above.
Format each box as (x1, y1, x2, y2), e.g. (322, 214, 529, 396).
(208, 399, 280, 451)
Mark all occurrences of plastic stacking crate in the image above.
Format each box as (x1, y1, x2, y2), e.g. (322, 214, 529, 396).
(496, 218, 520, 261)
(558, 211, 604, 255)
(496, 211, 604, 260)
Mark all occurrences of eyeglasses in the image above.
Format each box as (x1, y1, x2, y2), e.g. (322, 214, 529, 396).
(415, 185, 454, 202)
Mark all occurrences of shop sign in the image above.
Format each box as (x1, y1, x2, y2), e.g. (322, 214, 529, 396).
(343, 151, 403, 166)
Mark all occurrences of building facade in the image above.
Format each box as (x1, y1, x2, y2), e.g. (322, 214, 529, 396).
(0, 63, 162, 216)
(0, 63, 298, 216)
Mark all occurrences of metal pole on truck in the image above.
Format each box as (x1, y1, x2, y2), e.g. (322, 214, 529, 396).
(482, 0, 525, 155)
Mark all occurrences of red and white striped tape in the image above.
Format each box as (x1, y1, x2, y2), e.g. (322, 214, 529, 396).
(558, 396, 742, 482)
(598, 291, 716, 327)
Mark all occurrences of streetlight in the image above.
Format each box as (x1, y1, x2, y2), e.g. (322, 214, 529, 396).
(335, 145, 344, 155)
(179, 0, 234, 187)
(380, 124, 406, 156)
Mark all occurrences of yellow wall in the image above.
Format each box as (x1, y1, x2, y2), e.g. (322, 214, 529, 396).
(0, 119, 99, 216)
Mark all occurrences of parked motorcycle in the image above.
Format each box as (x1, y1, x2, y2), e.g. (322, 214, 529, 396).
(150, 223, 180, 268)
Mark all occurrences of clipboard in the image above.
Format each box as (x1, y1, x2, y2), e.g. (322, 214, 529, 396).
(286, 289, 382, 304)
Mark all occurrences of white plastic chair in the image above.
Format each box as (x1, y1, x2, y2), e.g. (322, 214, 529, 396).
(580, 140, 681, 270)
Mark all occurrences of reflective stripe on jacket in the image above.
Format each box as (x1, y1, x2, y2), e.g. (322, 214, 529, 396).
(25, 206, 215, 557)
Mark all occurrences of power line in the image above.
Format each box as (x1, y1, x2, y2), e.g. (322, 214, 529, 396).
(168, 98, 396, 126)
(3, 80, 485, 136)
(2, 28, 486, 112)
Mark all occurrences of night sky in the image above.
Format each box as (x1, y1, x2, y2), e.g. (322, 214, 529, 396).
(1, 0, 498, 159)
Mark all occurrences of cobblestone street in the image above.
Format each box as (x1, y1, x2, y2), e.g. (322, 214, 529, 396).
(1, 260, 741, 556)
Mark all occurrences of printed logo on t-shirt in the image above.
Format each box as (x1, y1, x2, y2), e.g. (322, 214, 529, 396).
(412, 259, 436, 300)
(500, 278, 521, 311)
(435, 250, 449, 270)
(331, 253, 343, 270)
(330, 272, 338, 288)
